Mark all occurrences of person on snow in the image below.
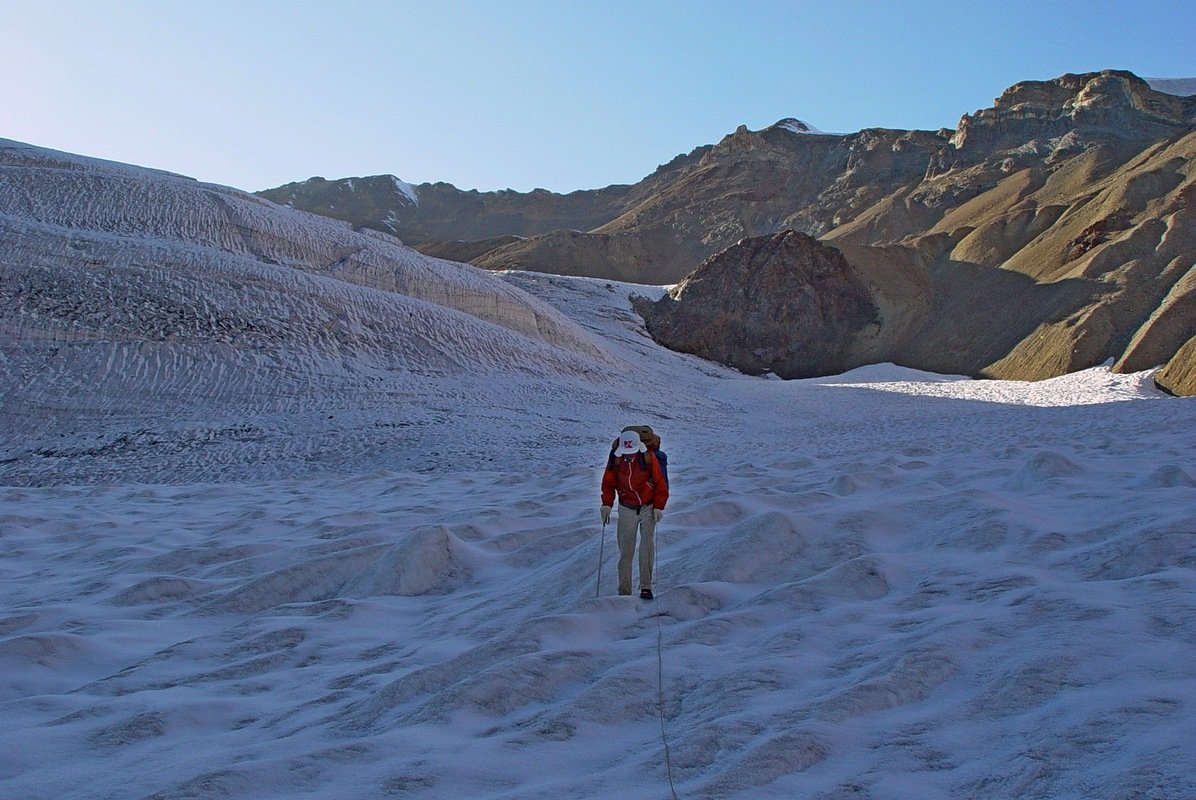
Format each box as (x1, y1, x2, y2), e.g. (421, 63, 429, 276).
(600, 427, 668, 599)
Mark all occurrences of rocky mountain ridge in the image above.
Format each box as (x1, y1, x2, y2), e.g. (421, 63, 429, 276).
(259, 70, 1196, 394)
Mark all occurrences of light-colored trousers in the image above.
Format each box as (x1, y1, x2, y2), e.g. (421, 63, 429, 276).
(616, 503, 656, 594)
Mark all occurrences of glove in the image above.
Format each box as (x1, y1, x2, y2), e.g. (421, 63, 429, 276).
(600, 505, 612, 524)
(652, 508, 664, 523)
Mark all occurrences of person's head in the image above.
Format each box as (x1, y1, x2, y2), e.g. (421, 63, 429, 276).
(613, 429, 647, 456)
(622, 424, 659, 450)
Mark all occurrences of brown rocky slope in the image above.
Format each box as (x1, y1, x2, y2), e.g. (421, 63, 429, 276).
(643, 72, 1196, 390)
(260, 71, 1196, 393)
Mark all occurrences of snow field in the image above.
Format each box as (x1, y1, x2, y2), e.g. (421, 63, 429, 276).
(2, 272, 1194, 798)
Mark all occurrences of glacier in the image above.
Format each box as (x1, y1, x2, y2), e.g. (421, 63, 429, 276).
(1, 140, 1194, 799)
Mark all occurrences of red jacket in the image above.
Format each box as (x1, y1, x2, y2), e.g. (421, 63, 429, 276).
(602, 450, 668, 510)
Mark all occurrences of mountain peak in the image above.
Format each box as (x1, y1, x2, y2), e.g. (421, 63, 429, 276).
(769, 117, 826, 135)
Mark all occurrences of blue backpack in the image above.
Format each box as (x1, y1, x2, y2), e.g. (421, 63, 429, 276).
(654, 449, 669, 487)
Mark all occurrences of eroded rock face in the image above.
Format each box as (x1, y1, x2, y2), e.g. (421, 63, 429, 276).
(638, 232, 879, 378)
(946, 71, 1195, 160)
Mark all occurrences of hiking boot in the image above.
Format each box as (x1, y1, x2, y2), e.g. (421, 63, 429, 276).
(640, 588, 654, 600)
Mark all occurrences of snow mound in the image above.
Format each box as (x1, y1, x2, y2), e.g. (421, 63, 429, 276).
(0, 137, 598, 356)
(0, 139, 625, 483)
(816, 362, 1164, 406)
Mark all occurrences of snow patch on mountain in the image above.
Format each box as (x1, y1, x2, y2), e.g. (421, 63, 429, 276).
(772, 117, 827, 135)
(391, 174, 419, 205)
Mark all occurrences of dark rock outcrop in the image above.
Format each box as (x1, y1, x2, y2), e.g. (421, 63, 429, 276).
(637, 232, 880, 378)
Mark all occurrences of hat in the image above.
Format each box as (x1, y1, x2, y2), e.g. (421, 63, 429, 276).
(622, 424, 659, 450)
(614, 430, 647, 456)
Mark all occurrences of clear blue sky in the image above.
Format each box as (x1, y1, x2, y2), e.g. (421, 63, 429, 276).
(2, 0, 1193, 193)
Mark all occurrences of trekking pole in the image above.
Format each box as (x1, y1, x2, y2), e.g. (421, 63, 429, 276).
(596, 518, 607, 598)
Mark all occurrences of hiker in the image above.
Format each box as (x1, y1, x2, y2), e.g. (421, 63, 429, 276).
(600, 426, 668, 599)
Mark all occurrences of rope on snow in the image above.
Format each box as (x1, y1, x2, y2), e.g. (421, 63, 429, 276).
(653, 522, 681, 800)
